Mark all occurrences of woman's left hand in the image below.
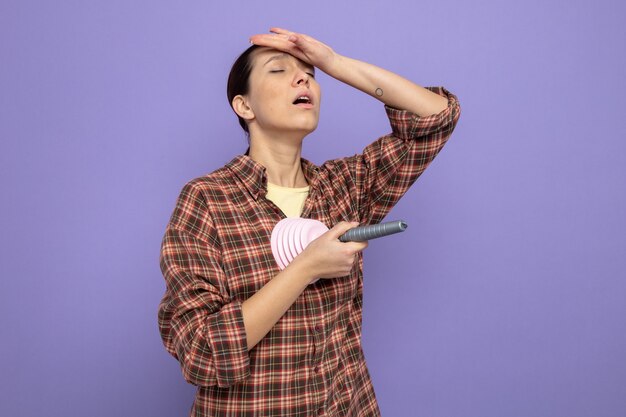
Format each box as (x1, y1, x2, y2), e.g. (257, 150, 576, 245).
(249, 28, 339, 74)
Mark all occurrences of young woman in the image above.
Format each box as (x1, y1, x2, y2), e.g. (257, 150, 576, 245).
(158, 28, 461, 417)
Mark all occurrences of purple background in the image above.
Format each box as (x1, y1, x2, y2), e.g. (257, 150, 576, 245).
(2, 1, 625, 416)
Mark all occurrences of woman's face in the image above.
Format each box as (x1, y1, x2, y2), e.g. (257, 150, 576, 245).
(244, 47, 321, 137)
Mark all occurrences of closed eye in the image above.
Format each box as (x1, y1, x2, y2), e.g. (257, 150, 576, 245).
(269, 69, 284, 73)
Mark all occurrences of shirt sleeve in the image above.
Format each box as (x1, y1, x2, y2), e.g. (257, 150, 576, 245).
(344, 86, 461, 225)
(157, 181, 250, 388)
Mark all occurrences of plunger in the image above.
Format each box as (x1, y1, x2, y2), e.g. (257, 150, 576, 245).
(270, 218, 408, 271)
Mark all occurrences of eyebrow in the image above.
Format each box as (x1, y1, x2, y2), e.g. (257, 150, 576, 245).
(263, 53, 289, 66)
(263, 53, 315, 72)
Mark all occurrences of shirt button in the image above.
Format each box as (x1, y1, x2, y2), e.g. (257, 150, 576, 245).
(317, 408, 324, 416)
(314, 324, 323, 333)
(314, 365, 320, 373)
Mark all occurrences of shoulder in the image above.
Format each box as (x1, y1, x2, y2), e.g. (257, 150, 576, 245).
(311, 156, 360, 192)
(179, 164, 235, 202)
(168, 169, 232, 240)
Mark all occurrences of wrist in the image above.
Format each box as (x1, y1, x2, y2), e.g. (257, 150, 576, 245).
(286, 255, 319, 285)
(322, 53, 345, 79)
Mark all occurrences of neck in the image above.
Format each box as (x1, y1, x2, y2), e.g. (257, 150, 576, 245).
(247, 131, 308, 188)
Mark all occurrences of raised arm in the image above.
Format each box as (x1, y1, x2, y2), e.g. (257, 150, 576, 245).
(250, 27, 448, 116)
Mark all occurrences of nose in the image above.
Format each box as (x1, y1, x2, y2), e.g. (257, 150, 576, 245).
(293, 70, 310, 86)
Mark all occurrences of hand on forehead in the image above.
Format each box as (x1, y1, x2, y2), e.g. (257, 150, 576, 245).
(249, 28, 336, 74)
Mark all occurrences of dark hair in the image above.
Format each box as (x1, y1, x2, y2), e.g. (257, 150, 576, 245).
(227, 44, 261, 136)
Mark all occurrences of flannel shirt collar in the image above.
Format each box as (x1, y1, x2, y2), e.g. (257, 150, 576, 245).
(225, 153, 320, 201)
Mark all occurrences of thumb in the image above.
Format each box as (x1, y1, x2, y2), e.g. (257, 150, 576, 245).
(326, 221, 360, 240)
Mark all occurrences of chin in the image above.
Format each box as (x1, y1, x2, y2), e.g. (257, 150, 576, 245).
(303, 116, 320, 129)
(286, 119, 319, 135)
(295, 123, 318, 135)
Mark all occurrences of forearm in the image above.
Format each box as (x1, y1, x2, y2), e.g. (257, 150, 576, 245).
(241, 258, 315, 350)
(326, 54, 448, 117)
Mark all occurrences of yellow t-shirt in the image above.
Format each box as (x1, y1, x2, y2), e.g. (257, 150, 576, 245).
(265, 182, 310, 218)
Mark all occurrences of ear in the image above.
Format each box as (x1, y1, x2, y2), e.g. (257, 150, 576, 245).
(231, 95, 255, 122)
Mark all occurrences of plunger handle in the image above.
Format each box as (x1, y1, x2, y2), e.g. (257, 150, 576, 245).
(338, 220, 408, 242)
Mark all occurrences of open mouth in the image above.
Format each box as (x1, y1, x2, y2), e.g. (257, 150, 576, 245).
(292, 95, 313, 106)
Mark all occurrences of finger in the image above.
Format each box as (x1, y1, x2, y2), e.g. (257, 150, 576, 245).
(270, 28, 316, 44)
(250, 32, 329, 73)
(269, 28, 316, 48)
(250, 33, 292, 46)
(326, 221, 360, 239)
(249, 35, 308, 60)
(270, 30, 304, 46)
(344, 240, 368, 252)
(249, 34, 299, 52)
(269, 27, 295, 36)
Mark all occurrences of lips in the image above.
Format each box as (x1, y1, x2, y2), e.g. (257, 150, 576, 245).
(292, 91, 313, 107)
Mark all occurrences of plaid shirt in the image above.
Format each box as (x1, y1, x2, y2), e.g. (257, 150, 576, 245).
(158, 86, 460, 417)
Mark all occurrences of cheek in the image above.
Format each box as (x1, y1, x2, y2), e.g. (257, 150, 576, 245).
(312, 84, 322, 105)
(251, 87, 284, 115)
